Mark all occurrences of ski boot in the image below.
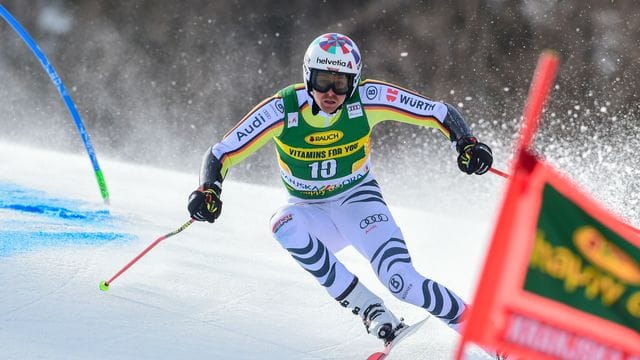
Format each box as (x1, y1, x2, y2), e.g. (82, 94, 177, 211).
(337, 279, 404, 344)
(364, 306, 408, 346)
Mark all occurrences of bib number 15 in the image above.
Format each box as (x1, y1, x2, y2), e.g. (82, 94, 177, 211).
(309, 159, 337, 179)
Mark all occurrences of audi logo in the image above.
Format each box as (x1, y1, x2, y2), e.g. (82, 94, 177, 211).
(359, 214, 389, 229)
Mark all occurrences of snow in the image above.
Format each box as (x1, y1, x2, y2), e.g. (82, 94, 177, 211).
(37, 5, 73, 34)
(0, 140, 498, 359)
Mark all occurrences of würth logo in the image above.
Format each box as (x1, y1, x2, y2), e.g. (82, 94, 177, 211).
(386, 88, 398, 102)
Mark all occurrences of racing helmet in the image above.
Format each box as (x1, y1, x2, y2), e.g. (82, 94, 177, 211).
(303, 33, 362, 99)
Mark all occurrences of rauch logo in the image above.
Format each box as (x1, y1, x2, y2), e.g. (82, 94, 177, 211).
(305, 130, 344, 146)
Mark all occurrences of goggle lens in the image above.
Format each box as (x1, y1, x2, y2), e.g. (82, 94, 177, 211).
(311, 70, 352, 95)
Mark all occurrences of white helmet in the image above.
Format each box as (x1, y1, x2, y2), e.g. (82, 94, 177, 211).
(303, 33, 362, 99)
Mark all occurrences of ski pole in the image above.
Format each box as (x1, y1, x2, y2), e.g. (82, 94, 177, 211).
(489, 167, 510, 179)
(99, 218, 195, 291)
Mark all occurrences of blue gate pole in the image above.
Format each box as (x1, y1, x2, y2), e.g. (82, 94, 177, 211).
(0, 5, 110, 204)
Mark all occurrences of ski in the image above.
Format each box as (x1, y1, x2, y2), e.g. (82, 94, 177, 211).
(366, 315, 431, 360)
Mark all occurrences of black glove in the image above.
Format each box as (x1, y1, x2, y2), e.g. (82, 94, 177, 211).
(456, 137, 493, 175)
(188, 184, 222, 223)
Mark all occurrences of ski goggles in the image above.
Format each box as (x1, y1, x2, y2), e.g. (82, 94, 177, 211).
(310, 70, 353, 95)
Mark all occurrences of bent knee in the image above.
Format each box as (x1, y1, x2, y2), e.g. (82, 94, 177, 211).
(270, 205, 309, 239)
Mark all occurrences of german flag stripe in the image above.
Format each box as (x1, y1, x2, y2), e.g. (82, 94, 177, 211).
(365, 105, 451, 139)
(363, 103, 443, 120)
(219, 120, 284, 171)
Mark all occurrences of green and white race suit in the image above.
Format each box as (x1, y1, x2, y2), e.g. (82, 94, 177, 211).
(209, 79, 473, 201)
(202, 79, 477, 335)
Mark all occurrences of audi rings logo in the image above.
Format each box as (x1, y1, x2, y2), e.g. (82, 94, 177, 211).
(389, 274, 404, 294)
(359, 214, 389, 229)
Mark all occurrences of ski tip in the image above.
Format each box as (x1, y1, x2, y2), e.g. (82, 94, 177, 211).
(366, 352, 386, 360)
(366, 316, 431, 360)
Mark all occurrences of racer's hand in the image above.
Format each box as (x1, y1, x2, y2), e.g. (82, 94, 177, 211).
(456, 137, 493, 175)
(188, 184, 222, 222)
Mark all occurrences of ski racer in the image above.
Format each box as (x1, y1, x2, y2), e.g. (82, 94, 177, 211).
(187, 33, 493, 345)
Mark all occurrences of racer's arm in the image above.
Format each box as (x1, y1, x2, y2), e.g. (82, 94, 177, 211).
(359, 79, 492, 175)
(189, 95, 285, 222)
(358, 79, 470, 142)
(200, 95, 285, 186)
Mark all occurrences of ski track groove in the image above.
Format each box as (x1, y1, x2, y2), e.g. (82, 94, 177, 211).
(1, 247, 91, 318)
(106, 292, 321, 358)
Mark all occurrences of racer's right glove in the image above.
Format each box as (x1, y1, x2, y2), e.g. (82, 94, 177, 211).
(189, 147, 225, 223)
(188, 184, 222, 223)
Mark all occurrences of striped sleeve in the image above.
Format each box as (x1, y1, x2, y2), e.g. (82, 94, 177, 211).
(358, 79, 452, 139)
(211, 94, 285, 177)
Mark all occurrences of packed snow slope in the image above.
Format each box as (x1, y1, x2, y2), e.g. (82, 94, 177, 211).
(0, 140, 502, 359)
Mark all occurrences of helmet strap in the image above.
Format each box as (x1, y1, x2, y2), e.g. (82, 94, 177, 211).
(311, 98, 321, 115)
